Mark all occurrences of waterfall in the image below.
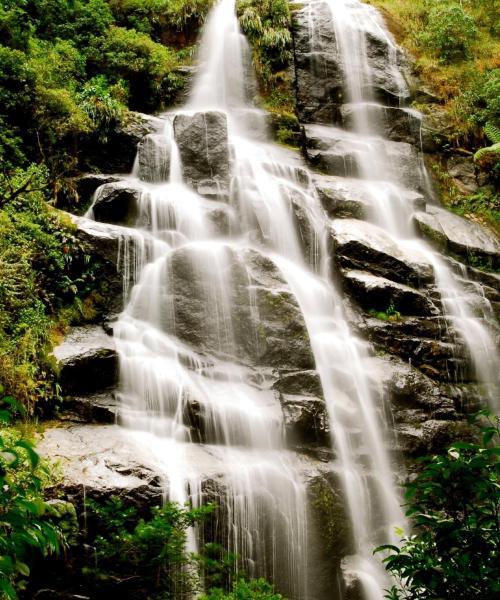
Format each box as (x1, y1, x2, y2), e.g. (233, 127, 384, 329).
(317, 0, 499, 412)
(79, 0, 498, 598)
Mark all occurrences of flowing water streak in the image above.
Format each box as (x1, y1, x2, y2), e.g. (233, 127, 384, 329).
(189, 0, 407, 596)
(322, 0, 499, 411)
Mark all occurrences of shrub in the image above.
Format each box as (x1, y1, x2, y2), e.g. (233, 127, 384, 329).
(418, 4, 477, 62)
(0, 394, 63, 598)
(91, 25, 177, 110)
(201, 578, 286, 600)
(376, 412, 500, 600)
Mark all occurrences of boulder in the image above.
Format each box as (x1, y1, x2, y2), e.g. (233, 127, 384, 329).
(82, 112, 165, 174)
(414, 206, 500, 269)
(62, 392, 119, 424)
(331, 219, 434, 285)
(133, 244, 314, 369)
(137, 133, 171, 184)
(342, 270, 437, 316)
(90, 181, 143, 226)
(59, 174, 122, 214)
(314, 176, 425, 220)
(279, 393, 329, 445)
(37, 425, 163, 507)
(447, 156, 478, 195)
(173, 111, 230, 189)
(53, 326, 118, 396)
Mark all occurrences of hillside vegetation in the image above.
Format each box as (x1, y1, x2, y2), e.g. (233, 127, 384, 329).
(367, 0, 499, 226)
(0, 0, 214, 408)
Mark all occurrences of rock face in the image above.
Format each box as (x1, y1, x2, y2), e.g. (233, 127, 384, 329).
(173, 111, 230, 190)
(414, 205, 500, 268)
(331, 219, 434, 285)
(162, 245, 314, 369)
(293, 1, 344, 124)
(53, 326, 118, 396)
(91, 181, 143, 226)
(342, 270, 436, 316)
(37, 425, 164, 506)
(292, 3, 407, 124)
(314, 175, 425, 219)
(340, 104, 421, 145)
(83, 112, 165, 173)
(303, 125, 426, 191)
(137, 133, 171, 183)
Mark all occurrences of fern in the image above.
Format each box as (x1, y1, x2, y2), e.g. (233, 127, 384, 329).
(484, 122, 500, 144)
(474, 142, 500, 164)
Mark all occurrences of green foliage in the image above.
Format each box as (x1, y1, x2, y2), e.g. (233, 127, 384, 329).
(369, 303, 401, 322)
(376, 412, 500, 600)
(77, 75, 127, 142)
(74, 497, 285, 600)
(109, 0, 214, 37)
(418, 4, 477, 62)
(0, 393, 63, 598)
(90, 25, 176, 110)
(0, 165, 96, 408)
(237, 0, 293, 90)
(201, 578, 286, 600)
(83, 497, 214, 598)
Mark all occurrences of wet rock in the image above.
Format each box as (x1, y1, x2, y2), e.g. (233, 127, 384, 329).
(280, 393, 329, 445)
(414, 205, 500, 268)
(62, 392, 119, 424)
(369, 355, 457, 421)
(159, 245, 314, 369)
(303, 125, 361, 177)
(292, 1, 406, 124)
(292, 2, 344, 124)
(357, 316, 470, 383)
(342, 270, 436, 316)
(396, 419, 472, 455)
(53, 326, 118, 396)
(83, 112, 165, 173)
(314, 176, 371, 219)
(37, 425, 163, 508)
(273, 370, 323, 397)
(447, 155, 478, 195)
(91, 181, 143, 226)
(137, 133, 171, 183)
(173, 111, 230, 189)
(340, 103, 421, 145)
(306, 472, 353, 599)
(331, 219, 434, 285)
(303, 125, 426, 191)
(61, 174, 122, 214)
(315, 175, 425, 220)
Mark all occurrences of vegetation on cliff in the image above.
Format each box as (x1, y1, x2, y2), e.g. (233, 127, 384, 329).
(0, 0, 215, 407)
(377, 413, 500, 600)
(366, 0, 499, 227)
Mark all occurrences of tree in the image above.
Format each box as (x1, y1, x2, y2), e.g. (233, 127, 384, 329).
(376, 412, 499, 600)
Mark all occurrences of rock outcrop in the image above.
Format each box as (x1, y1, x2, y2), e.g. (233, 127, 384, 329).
(173, 111, 230, 192)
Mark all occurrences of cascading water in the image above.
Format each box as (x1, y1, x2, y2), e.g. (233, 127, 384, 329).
(79, 0, 498, 598)
(315, 0, 499, 412)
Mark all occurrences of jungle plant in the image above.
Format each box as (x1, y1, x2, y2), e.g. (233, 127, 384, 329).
(375, 411, 500, 600)
(417, 4, 477, 62)
(0, 390, 63, 598)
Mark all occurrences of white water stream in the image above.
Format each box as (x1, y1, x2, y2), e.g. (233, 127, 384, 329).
(319, 0, 499, 412)
(82, 0, 498, 598)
